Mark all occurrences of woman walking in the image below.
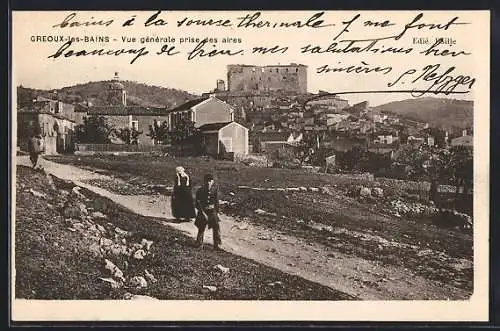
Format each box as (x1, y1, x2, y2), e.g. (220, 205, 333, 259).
(171, 166, 196, 222)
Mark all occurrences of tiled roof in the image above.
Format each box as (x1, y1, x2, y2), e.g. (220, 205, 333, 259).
(86, 106, 169, 116)
(18, 110, 75, 122)
(198, 122, 233, 131)
(168, 97, 210, 113)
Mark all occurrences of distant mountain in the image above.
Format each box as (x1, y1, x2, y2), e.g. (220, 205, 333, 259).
(373, 97, 473, 130)
(17, 81, 198, 108)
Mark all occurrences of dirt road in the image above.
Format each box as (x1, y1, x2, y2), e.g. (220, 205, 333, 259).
(15, 156, 470, 300)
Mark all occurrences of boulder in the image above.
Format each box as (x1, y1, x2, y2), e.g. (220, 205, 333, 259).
(359, 187, 372, 197)
(320, 187, 334, 196)
(129, 276, 148, 289)
(62, 204, 82, 219)
(372, 187, 384, 198)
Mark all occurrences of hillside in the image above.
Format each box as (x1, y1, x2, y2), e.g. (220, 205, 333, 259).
(17, 81, 198, 108)
(373, 97, 473, 130)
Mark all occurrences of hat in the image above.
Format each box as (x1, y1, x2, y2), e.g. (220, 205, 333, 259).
(204, 174, 214, 182)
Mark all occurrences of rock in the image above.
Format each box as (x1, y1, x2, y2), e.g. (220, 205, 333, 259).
(129, 276, 148, 289)
(109, 244, 127, 256)
(202, 285, 217, 292)
(144, 269, 158, 283)
(29, 189, 46, 198)
(96, 224, 106, 233)
(267, 281, 284, 288)
(115, 227, 131, 237)
(104, 259, 125, 281)
(372, 187, 384, 198)
(100, 238, 113, 246)
(99, 277, 122, 289)
(71, 222, 85, 231)
(132, 243, 143, 250)
(72, 186, 86, 199)
(59, 189, 70, 197)
(309, 187, 320, 192)
(286, 187, 300, 192)
(229, 192, 235, 196)
(133, 249, 147, 260)
(214, 264, 230, 274)
(299, 186, 308, 192)
(141, 239, 154, 251)
(320, 187, 334, 195)
(77, 203, 88, 215)
(91, 211, 107, 219)
(359, 187, 372, 197)
(254, 209, 276, 216)
(61, 204, 81, 218)
(235, 223, 248, 230)
(88, 242, 103, 257)
(123, 293, 158, 300)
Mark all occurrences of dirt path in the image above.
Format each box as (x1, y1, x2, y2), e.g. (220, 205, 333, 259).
(15, 156, 470, 300)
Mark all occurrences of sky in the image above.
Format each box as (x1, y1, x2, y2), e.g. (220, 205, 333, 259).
(12, 10, 485, 107)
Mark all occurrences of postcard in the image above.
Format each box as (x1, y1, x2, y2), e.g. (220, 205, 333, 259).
(10, 10, 490, 321)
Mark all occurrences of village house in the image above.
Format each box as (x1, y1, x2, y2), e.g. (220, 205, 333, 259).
(167, 96, 235, 130)
(451, 130, 473, 147)
(76, 73, 170, 146)
(80, 105, 171, 145)
(17, 96, 77, 155)
(251, 132, 290, 153)
(198, 122, 249, 158)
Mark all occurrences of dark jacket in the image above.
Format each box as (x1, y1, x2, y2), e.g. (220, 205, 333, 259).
(28, 136, 44, 154)
(194, 184, 220, 228)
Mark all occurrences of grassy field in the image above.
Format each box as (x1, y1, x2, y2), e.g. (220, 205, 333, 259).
(46, 155, 473, 293)
(15, 165, 354, 300)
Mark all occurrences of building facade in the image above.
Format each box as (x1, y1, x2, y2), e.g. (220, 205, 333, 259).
(198, 122, 249, 158)
(227, 64, 307, 94)
(168, 96, 235, 130)
(17, 97, 76, 155)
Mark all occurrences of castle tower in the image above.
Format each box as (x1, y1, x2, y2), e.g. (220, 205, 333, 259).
(106, 72, 127, 106)
(216, 79, 225, 92)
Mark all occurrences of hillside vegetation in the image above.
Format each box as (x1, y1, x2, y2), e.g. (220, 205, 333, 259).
(17, 81, 198, 108)
(374, 97, 473, 130)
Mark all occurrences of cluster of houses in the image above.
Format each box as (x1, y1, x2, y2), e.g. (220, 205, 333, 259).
(17, 70, 473, 163)
(17, 73, 249, 159)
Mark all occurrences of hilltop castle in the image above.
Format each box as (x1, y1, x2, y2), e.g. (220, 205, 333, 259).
(226, 64, 307, 94)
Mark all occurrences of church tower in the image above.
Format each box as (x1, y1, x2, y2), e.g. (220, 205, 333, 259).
(106, 72, 127, 106)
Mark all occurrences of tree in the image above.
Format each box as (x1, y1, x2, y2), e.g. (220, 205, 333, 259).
(147, 121, 170, 145)
(392, 144, 454, 202)
(170, 117, 199, 145)
(115, 127, 142, 145)
(344, 145, 368, 171)
(170, 118, 200, 155)
(449, 145, 473, 199)
(74, 115, 115, 144)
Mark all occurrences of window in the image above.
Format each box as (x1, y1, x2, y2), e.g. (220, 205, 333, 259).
(276, 68, 278, 73)
(296, 68, 298, 72)
(131, 120, 139, 131)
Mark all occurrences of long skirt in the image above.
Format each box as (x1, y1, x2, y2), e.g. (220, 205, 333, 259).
(171, 186, 196, 219)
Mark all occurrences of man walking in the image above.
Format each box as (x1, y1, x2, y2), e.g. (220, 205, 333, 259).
(194, 174, 222, 250)
(27, 128, 44, 169)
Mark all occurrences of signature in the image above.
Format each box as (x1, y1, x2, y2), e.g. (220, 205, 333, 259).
(387, 64, 475, 96)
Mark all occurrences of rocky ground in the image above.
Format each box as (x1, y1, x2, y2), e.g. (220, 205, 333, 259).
(24, 155, 474, 300)
(15, 165, 354, 300)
